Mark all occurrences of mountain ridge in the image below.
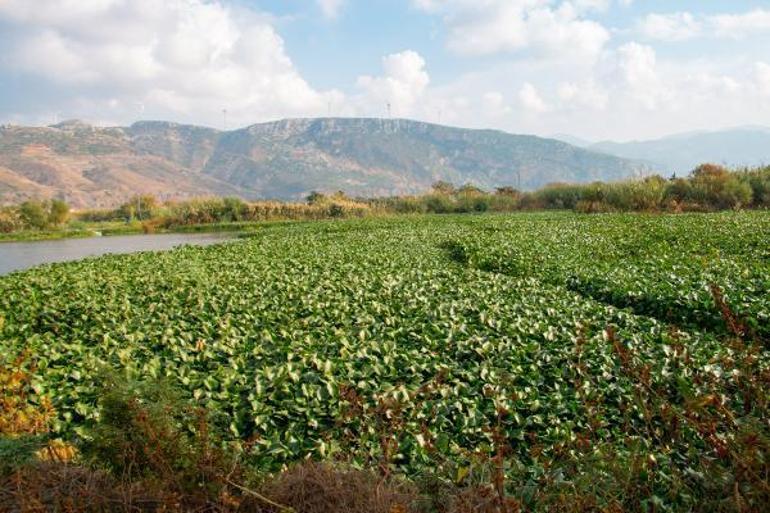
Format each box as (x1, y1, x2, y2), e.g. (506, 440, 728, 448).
(589, 126, 770, 173)
(0, 117, 649, 208)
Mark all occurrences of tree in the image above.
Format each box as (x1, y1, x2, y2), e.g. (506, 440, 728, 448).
(48, 199, 70, 226)
(431, 181, 456, 195)
(221, 197, 246, 222)
(0, 207, 22, 233)
(19, 200, 48, 230)
(457, 183, 485, 195)
(118, 195, 159, 220)
(306, 191, 326, 205)
(495, 186, 520, 197)
(690, 163, 752, 209)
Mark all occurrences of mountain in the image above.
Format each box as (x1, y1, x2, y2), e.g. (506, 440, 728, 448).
(591, 127, 770, 174)
(550, 133, 593, 148)
(0, 118, 648, 208)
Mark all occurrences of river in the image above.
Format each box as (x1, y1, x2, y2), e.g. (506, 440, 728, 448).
(0, 233, 235, 275)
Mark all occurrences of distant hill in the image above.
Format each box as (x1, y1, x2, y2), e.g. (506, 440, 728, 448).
(591, 127, 770, 174)
(0, 118, 648, 208)
(550, 133, 592, 148)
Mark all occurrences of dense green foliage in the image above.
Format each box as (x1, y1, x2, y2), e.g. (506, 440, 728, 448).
(0, 199, 70, 233)
(1, 212, 769, 510)
(370, 164, 770, 214)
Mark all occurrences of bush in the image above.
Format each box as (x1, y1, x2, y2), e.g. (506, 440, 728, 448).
(423, 194, 456, 213)
(740, 166, 770, 207)
(689, 163, 753, 209)
(117, 194, 160, 221)
(603, 176, 665, 211)
(0, 207, 22, 233)
(488, 193, 520, 212)
(531, 183, 584, 209)
(48, 199, 70, 226)
(19, 200, 49, 229)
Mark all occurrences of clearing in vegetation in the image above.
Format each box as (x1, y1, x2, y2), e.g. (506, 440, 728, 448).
(1, 211, 769, 512)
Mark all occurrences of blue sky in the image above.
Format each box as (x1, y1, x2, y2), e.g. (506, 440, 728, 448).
(1, 0, 770, 140)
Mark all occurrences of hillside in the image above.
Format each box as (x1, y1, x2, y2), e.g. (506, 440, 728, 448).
(0, 118, 647, 208)
(590, 127, 770, 174)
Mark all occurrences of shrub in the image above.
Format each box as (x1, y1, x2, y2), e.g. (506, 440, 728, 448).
(532, 183, 583, 209)
(689, 163, 753, 209)
(19, 200, 49, 229)
(488, 193, 520, 212)
(663, 177, 693, 205)
(431, 181, 456, 195)
(306, 191, 326, 205)
(81, 375, 242, 504)
(601, 177, 664, 212)
(423, 193, 456, 213)
(740, 166, 770, 207)
(117, 194, 160, 221)
(0, 207, 22, 233)
(48, 199, 70, 226)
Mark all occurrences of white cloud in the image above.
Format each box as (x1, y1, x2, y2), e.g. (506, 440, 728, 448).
(616, 42, 664, 109)
(711, 9, 770, 38)
(756, 62, 770, 96)
(412, 0, 610, 61)
(637, 8, 770, 42)
(481, 91, 511, 117)
(557, 80, 608, 110)
(316, 0, 345, 19)
(637, 12, 701, 42)
(519, 82, 549, 113)
(0, 0, 338, 126)
(571, 0, 611, 13)
(356, 50, 430, 117)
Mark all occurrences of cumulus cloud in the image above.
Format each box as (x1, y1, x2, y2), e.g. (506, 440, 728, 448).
(356, 50, 430, 117)
(615, 42, 665, 109)
(519, 82, 549, 113)
(637, 12, 701, 42)
(711, 9, 770, 38)
(412, 0, 610, 61)
(637, 8, 770, 42)
(0, 0, 339, 126)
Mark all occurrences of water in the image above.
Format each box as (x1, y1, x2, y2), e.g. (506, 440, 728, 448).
(0, 233, 236, 275)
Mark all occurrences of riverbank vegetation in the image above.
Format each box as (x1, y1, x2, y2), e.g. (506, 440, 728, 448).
(1, 212, 769, 511)
(0, 164, 768, 242)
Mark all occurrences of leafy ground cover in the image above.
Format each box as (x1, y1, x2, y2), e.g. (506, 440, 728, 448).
(1, 211, 769, 511)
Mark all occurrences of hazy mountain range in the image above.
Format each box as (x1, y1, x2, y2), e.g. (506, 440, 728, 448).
(553, 127, 770, 174)
(0, 118, 646, 208)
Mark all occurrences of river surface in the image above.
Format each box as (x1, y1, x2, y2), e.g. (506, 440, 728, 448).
(0, 233, 235, 275)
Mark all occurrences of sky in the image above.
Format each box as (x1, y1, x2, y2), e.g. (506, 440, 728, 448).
(1, 0, 769, 141)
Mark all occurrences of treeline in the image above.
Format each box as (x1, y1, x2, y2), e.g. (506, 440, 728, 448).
(375, 164, 770, 214)
(2, 164, 768, 234)
(0, 199, 69, 233)
(96, 163, 770, 229)
(77, 191, 371, 231)
(532, 164, 768, 213)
